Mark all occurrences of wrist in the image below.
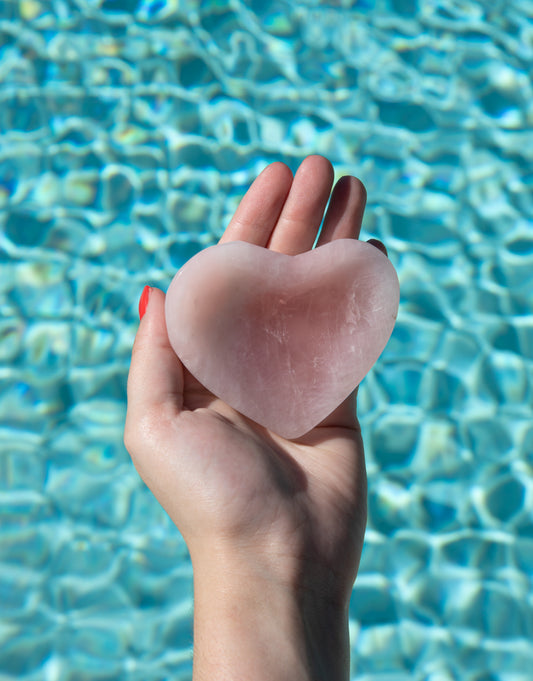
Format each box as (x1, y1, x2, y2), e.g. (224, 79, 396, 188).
(191, 543, 351, 681)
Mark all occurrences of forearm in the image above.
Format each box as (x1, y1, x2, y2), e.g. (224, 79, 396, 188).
(191, 548, 351, 681)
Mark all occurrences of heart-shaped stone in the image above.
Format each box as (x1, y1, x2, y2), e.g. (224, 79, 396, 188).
(165, 239, 399, 438)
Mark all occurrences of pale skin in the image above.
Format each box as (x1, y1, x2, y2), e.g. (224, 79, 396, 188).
(124, 155, 387, 681)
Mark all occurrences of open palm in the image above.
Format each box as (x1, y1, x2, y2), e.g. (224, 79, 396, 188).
(125, 156, 378, 602)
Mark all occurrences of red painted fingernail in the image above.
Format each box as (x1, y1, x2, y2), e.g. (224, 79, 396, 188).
(139, 286, 151, 320)
(368, 239, 388, 257)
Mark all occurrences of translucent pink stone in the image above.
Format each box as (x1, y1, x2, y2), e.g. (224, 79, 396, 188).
(165, 239, 399, 438)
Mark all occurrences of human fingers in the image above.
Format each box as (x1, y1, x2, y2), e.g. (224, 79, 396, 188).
(124, 287, 184, 457)
(219, 162, 293, 246)
(316, 175, 367, 246)
(317, 177, 387, 256)
(267, 155, 334, 255)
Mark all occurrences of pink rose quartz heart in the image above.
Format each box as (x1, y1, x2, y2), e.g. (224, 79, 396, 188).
(165, 239, 399, 439)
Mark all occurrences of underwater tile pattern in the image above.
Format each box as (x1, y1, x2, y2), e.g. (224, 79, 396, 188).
(0, 0, 532, 678)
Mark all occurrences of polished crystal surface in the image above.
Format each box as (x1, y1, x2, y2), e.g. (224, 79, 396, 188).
(165, 239, 400, 438)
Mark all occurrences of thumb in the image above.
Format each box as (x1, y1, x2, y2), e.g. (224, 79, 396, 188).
(124, 286, 184, 454)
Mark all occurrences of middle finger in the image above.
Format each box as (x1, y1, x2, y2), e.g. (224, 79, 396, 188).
(267, 155, 334, 255)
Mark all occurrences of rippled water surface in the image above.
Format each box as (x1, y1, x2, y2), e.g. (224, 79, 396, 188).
(1, 0, 533, 679)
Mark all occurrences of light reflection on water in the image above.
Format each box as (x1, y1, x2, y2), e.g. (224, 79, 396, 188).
(1, 0, 532, 678)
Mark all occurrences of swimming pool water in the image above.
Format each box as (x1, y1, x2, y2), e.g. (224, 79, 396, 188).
(1, 0, 532, 679)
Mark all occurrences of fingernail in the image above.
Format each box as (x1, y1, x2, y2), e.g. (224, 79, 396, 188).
(139, 286, 151, 320)
(368, 238, 388, 257)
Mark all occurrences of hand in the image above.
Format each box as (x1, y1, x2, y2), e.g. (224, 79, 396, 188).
(124, 156, 382, 681)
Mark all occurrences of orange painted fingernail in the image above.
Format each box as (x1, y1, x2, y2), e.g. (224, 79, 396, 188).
(139, 286, 151, 319)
